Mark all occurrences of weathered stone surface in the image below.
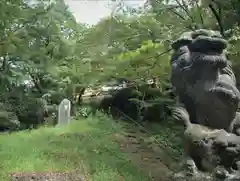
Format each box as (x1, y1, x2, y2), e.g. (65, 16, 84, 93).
(57, 99, 71, 126)
(170, 29, 240, 180)
(171, 29, 240, 130)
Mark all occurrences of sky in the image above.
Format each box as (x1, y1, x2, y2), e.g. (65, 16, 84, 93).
(64, 0, 146, 25)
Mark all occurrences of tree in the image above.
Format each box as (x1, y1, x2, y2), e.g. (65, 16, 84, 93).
(1, 0, 240, 129)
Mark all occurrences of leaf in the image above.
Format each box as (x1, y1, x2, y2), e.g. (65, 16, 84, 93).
(7, 44, 17, 54)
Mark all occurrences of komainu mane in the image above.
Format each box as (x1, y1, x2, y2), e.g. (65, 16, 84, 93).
(171, 29, 240, 180)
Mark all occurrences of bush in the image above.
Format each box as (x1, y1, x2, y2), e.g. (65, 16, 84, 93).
(0, 110, 20, 131)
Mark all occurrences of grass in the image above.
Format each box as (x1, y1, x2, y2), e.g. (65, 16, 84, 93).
(141, 119, 184, 161)
(0, 112, 149, 181)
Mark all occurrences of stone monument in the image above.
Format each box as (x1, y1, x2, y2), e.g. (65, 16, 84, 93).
(57, 99, 71, 126)
(170, 29, 240, 180)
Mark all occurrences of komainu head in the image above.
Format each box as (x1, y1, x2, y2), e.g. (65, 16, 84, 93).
(171, 29, 240, 130)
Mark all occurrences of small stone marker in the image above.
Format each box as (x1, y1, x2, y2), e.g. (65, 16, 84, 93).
(57, 99, 71, 126)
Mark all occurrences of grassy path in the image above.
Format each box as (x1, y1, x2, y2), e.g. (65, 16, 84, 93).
(0, 113, 183, 181)
(114, 121, 183, 181)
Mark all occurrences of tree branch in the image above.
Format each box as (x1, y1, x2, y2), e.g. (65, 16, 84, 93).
(175, 0, 195, 24)
(1, 56, 8, 73)
(29, 73, 43, 94)
(195, 0, 204, 27)
(208, 2, 225, 37)
(170, 9, 187, 21)
(166, 4, 194, 30)
(150, 48, 172, 69)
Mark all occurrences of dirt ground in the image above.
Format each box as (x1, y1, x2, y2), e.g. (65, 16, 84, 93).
(114, 123, 179, 181)
(10, 171, 84, 181)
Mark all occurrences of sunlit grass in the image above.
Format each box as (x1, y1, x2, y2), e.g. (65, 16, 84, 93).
(0, 112, 148, 181)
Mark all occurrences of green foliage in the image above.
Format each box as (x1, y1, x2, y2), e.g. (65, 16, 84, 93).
(0, 0, 82, 129)
(2, 0, 240, 179)
(0, 111, 19, 130)
(76, 106, 96, 118)
(0, 0, 240, 128)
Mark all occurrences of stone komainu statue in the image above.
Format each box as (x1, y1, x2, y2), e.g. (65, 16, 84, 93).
(170, 29, 240, 180)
